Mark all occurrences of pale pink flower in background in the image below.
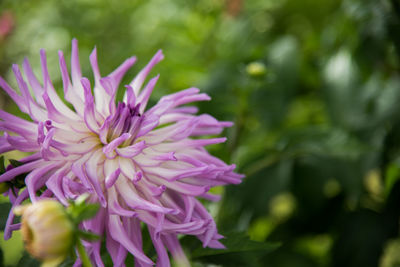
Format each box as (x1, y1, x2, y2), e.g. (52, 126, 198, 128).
(0, 11, 14, 41)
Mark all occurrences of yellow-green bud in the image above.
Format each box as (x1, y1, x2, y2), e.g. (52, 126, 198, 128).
(14, 200, 74, 267)
(246, 62, 267, 77)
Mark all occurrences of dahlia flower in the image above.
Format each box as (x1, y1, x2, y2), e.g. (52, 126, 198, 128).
(0, 39, 243, 266)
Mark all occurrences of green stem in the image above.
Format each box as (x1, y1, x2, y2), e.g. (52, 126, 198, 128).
(76, 239, 93, 267)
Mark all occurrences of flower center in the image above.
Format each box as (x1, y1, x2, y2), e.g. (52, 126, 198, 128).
(100, 102, 144, 158)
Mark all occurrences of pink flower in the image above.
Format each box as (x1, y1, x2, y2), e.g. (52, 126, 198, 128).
(0, 11, 14, 40)
(0, 39, 244, 266)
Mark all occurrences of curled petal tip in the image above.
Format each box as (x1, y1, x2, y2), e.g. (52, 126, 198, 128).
(80, 77, 91, 88)
(89, 47, 97, 58)
(127, 56, 137, 64)
(156, 49, 164, 58)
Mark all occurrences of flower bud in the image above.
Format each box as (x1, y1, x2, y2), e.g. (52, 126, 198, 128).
(14, 200, 74, 267)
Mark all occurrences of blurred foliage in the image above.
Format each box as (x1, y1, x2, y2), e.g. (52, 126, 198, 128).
(1, 0, 400, 266)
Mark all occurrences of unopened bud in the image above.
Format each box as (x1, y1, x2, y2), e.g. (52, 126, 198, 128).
(14, 200, 74, 267)
(246, 62, 267, 77)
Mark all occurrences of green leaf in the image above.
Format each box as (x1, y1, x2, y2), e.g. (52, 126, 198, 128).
(67, 195, 100, 225)
(77, 230, 100, 242)
(74, 203, 100, 223)
(74, 193, 90, 206)
(385, 163, 400, 196)
(0, 202, 12, 231)
(190, 232, 280, 258)
(58, 257, 75, 267)
(181, 232, 280, 266)
(16, 252, 40, 267)
(0, 156, 5, 174)
(9, 159, 24, 168)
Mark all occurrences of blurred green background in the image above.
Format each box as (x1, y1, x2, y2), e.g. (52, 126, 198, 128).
(1, 0, 400, 266)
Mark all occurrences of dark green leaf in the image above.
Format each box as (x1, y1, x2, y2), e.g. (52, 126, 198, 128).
(190, 232, 280, 258)
(58, 257, 75, 267)
(0, 156, 5, 174)
(8, 160, 23, 168)
(77, 230, 100, 242)
(0, 202, 12, 231)
(16, 252, 40, 267)
(385, 163, 400, 197)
